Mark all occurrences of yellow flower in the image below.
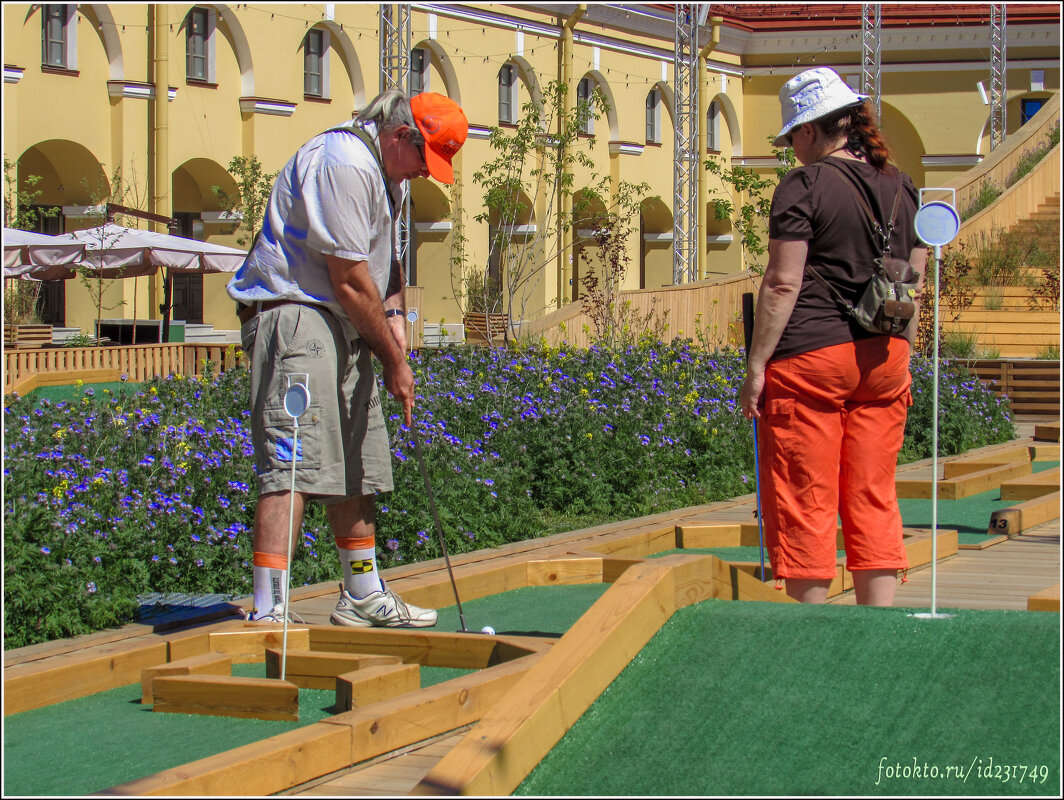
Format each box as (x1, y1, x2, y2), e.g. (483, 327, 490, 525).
(579, 388, 589, 396)
(52, 479, 69, 498)
(585, 432, 593, 440)
(75, 379, 83, 388)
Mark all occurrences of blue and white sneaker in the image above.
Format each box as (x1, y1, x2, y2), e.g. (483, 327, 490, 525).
(329, 582, 437, 628)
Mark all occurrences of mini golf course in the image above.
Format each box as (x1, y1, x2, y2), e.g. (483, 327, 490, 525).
(3, 429, 1059, 796)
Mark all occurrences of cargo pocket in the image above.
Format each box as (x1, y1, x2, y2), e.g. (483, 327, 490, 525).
(765, 398, 795, 419)
(259, 402, 322, 472)
(240, 315, 259, 356)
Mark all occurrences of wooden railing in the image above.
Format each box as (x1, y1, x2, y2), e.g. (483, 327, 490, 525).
(954, 144, 1060, 248)
(927, 93, 1060, 215)
(4, 343, 244, 396)
(520, 271, 755, 349)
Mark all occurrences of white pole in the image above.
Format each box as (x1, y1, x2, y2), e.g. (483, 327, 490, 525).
(930, 244, 941, 617)
(282, 414, 298, 682)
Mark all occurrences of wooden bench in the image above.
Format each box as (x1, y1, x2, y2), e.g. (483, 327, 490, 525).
(463, 313, 509, 346)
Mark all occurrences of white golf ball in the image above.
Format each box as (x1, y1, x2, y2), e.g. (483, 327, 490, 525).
(481, 626, 495, 635)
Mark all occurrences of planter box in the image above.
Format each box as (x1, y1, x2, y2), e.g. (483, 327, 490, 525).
(964, 358, 1061, 416)
(3, 324, 53, 349)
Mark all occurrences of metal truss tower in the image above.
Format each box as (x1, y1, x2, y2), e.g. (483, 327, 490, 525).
(673, 4, 698, 285)
(380, 4, 414, 281)
(990, 5, 1007, 150)
(861, 4, 882, 120)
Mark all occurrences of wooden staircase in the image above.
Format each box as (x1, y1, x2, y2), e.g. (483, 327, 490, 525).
(942, 192, 1060, 359)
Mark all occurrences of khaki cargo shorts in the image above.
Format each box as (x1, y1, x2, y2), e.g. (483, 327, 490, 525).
(241, 302, 394, 500)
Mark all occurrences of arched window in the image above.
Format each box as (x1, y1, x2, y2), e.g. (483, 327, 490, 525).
(410, 47, 428, 95)
(577, 77, 594, 134)
(41, 4, 77, 70)
(186, 7, 216, 83)
(498, 63, 517, 123)
(646, 89, 661, 144)
(304, 27, 330, 98)
(707, 100, 721, 151)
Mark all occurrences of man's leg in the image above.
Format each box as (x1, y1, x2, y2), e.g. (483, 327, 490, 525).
(327, 495, 437, 628)
(250, 490, 306, 619)
(328, 495, 384, 598)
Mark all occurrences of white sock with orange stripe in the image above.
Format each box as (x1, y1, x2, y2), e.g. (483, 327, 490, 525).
(252, 551, 288, 618)
(336, 536, 382, 598)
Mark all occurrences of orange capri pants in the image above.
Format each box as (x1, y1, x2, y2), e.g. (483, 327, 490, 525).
(757, 337, 912, 581)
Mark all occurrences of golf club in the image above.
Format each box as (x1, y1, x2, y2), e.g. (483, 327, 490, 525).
(409, 418, 493, 635)
(281, 375, 311, 680)
(741, 292, 768, 582)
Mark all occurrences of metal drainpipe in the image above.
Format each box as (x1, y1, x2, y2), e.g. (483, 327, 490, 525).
(559, 5, 585, 307)
(697, 17, 722, 281)
(151, 5, 171, 329)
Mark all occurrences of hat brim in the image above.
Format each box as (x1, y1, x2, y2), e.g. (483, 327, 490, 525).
(423, 145, 454, 184)
(773, 96, 867, 148)
(413, 117, 455, 184)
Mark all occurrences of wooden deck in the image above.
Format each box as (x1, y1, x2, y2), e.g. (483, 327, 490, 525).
(5, 422, 1058, 796)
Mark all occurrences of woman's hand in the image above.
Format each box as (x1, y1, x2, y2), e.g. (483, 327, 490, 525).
(741, 368, 765, 421)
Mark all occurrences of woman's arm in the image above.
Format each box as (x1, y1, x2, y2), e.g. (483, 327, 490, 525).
(904, 246, 929, 348)
(739, 238, 809, 420)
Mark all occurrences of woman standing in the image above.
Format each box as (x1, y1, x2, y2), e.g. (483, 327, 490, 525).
(740, 68, 927, 606)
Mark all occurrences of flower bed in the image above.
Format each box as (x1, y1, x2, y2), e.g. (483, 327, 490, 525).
(3, 342, 1013, 648)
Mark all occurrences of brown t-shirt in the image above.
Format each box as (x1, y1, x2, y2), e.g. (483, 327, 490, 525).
(768, 156, 925, 361)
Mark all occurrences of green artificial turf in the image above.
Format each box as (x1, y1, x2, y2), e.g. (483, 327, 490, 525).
(516, 601, 1060, 796)
(898, 461, 1059, 537)
(433, 582, 612, 637)
(4, 584, 607, 795)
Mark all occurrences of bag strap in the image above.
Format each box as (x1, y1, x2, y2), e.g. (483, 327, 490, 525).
(820, 160, 902, 256)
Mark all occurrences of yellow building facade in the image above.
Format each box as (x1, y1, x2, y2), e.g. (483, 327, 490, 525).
(3, 3, 1060, 337)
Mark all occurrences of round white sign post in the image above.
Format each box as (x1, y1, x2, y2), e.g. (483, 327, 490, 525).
(912, 192, 961, 621)
(406, 308, 419, 353)
(280, 376, 311, 678)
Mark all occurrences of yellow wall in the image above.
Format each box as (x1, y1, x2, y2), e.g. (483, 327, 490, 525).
(4, 3, 1059, 336)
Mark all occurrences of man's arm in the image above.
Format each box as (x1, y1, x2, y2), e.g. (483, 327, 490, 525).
(326, 254, 413, 426)
(384, 258, 408, 352)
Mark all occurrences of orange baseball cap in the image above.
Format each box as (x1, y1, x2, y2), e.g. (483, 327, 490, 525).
(410, 93, 468, 184)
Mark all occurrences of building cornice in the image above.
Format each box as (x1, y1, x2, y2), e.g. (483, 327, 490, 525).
(106, 81, 178, 101)
(238, 97, 297, 117)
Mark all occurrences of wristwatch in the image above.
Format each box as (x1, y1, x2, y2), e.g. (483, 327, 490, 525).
(384, 309, 405, 318)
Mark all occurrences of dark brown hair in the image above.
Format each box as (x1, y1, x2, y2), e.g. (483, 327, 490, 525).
(814, 100, 891, 171)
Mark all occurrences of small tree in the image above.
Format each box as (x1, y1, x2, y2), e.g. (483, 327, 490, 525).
(704, 139, 795, 274)
(577, 181, 658, 350)
(471, 80, 614, 341)
(3, 157, 60, 325)
(211, 156, 277, 249)
(74, 165, 152, 340)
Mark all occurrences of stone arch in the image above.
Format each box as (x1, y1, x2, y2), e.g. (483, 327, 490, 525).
(653, 80, 675, 128)
(185, 3, 256, 96)
(415, 39, 461, 105)
(83, 4, 124, 80)
(18, 140, 109, 207)
(173, 157, 237, 211)
(710, 91, 741, 156)
(321, 21, 367, 108)
(582, 70, 620, 141)
(879, 102, 926, 187)
(411, 178, 451, 223)
(639, 196, 673, 289)
(509, 55, 544, 113)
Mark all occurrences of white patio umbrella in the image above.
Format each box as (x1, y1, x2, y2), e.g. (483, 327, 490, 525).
(2, 228, 87, 280)
(53, 223, 246, 274)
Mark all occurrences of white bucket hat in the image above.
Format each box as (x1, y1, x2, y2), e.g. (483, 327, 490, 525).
(772, 67, 868, 147)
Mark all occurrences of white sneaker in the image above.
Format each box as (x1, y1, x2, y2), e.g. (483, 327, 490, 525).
(330, 581, 437, 628)
(245, 605, 305, 624)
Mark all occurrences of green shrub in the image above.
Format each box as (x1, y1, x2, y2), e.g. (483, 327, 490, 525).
(4, 343, 1014, 648)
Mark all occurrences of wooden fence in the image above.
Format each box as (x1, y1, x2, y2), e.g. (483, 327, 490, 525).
(4, 343, 244, 396)
(520, 271, 756, 349)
